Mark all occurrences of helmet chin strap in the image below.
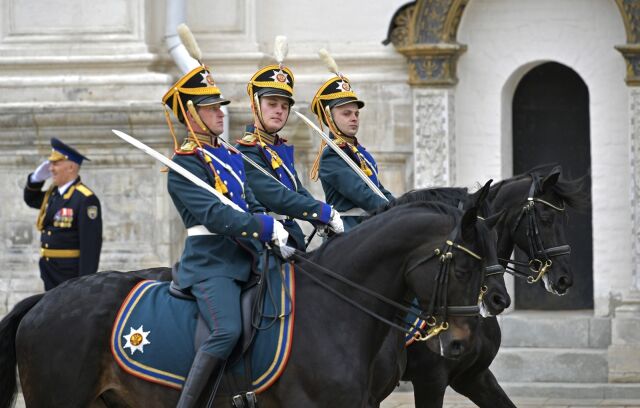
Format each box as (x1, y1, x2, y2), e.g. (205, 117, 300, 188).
(186, 100, 220, 139)
(323, 105, 346, 138)
(251, 93, 288, 136)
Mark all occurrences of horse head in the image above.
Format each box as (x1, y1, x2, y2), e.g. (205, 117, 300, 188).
(492, 165, 590, 295)
(403, 198, 501, 359)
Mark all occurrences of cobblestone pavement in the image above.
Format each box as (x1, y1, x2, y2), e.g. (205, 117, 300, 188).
(15, 392, 640, 407)
(381, 392, 640, 408)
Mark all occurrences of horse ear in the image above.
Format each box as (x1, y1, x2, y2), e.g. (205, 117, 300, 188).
(542, 167, 561, 192)
(474, 179, 493, 207)
(461, 206, 479, 242)
(482, 209, 506, 231)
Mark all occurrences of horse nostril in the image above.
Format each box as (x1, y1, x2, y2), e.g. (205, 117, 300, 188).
(492, 293, 511, 310)
(449, 340, 466, 357)
(556, 276, 572, 292)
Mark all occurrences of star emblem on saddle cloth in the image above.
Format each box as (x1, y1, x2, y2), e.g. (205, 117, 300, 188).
(199, 71, 216, 87)
(123, 325, 151, 355)
(335, 79, 351, 92)
(270, 69, 290, 84)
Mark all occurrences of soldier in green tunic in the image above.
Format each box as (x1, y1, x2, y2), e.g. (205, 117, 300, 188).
(310, 50, 395, 231)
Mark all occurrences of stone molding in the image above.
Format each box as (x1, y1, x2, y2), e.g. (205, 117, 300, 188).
(615, 0, 640, 85)
(412, 88, 455, 187)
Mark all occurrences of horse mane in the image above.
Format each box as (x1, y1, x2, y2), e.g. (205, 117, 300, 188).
(308, 201, 462, 259)
(489, 164, 591, 212)
(367, 186, 493, 218)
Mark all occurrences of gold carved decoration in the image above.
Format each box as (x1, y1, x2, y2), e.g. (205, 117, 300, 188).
(615, 0, 640, 85)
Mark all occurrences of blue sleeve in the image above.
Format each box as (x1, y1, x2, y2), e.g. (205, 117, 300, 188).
(319, 149, 390, 211)
(168, 155, 274, 243)
(23, 174, 46, 209)
(238, 145, 332, 224)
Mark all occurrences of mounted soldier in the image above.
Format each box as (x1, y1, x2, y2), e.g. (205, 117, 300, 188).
(236, 37, 344, 250)
(309, 49, 395, 231)
(23, 138, 102, 290)
(161, 25, 289, 408)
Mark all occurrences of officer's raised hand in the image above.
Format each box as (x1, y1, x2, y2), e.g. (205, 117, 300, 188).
(328, 209, 344, 234)
(30, 160, 51, 183)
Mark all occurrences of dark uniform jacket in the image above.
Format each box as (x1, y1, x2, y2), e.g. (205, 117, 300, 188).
(167, 141, 273, 289)
(319, 134, 394, 230)
(24, 176, 102, 289)
(236, 125, 332, 249)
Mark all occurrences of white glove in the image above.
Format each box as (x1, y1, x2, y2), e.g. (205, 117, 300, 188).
(30, 160, 51, 183)
(328, 209, 344, 234)
(271, 220, 289, 247)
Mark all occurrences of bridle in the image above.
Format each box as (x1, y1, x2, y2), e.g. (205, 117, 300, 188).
(500, 175, 571, 284)
(289, 220, 496, 342)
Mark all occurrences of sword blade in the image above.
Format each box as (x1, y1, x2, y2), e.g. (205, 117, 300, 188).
(111, 129, 245, 213)
(292, 110, 388, 202)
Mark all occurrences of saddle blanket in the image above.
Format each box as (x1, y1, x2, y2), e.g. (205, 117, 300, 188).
(111, 263, 295, 393)
(404, 300, 427, 347)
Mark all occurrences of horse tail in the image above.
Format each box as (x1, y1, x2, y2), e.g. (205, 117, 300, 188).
(0, 293, 45, 408)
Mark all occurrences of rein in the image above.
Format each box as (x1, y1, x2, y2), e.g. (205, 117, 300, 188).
(287, 225, 487, 341)
(500, 176, 571, 283)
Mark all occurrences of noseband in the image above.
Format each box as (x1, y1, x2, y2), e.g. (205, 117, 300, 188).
(501, 176, 571, 283)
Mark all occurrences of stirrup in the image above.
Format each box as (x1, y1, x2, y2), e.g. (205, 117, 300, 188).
(232, 395, 246, 408)
(245, 392, 258, 408)
(232, 392, 259, 408)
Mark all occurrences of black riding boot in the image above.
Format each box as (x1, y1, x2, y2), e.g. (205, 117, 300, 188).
(176, 351, 225, 408)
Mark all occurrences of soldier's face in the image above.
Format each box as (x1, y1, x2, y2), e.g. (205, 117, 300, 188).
(258, 96, 290, 133)
(331, 103, 360, 137)
(194, 104, 225, 136)
(49, 160, 79, 186)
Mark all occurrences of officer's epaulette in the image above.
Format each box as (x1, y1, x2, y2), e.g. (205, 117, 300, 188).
(175, 140, 198, 155)
(237, 133, 258, 146)
(75, 184, 94, 197)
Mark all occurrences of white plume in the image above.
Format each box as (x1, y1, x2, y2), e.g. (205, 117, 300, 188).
(274, 35, 289, 64)
(177, 23, 202, 62)
(318, 48, 339, 75)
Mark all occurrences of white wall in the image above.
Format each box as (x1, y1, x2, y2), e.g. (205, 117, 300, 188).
(456, 0, 629, 315)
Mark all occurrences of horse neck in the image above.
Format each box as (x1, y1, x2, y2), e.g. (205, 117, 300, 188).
(305, 212, 450, 328)
(491, 177, 531, 259)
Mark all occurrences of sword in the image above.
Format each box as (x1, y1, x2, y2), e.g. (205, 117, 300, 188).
(293, 110, 389, 202)
(112, 129, 244, 212)
(112, 129, 296, 257)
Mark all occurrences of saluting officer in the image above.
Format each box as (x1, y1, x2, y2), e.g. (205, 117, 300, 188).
(310, 50, 395, 231)
(236, 37, 343, 249)
(23, 138, 102, 290)
(162, 31, 288, 407)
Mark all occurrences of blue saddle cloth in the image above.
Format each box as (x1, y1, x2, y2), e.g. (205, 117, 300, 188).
(111, 263, 295, 392)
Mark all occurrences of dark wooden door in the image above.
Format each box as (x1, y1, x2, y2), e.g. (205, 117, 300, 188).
(512, 62, 593, 310)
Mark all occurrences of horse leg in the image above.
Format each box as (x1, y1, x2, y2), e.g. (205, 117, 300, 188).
(450, 368, 516, 408)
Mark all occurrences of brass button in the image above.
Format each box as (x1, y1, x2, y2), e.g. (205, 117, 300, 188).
(241, 232, 247, 236)
(312, 213, 318, 218)
(303, 212, 308, 216)
(45, 243, 49, 248)
(47, 231, 51, 236)
(252, 232, 259, 238)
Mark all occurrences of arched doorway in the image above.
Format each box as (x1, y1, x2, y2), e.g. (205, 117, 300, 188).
(512, 62, 593, 310)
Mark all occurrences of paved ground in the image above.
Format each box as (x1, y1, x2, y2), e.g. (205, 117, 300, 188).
(14, 391, 640, 407)
(381, 392, 640, 408)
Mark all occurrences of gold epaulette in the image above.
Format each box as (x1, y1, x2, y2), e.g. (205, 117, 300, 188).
(75, 184, 94, 197)
(237, 133, 258, 146)
(176, 140, 198, 155)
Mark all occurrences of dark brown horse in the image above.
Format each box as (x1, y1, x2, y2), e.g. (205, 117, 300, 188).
(1, 200, 500, 408)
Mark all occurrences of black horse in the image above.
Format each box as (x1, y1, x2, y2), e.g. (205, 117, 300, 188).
(0, 200, 500, 408)
(395, 166, 590, 408)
